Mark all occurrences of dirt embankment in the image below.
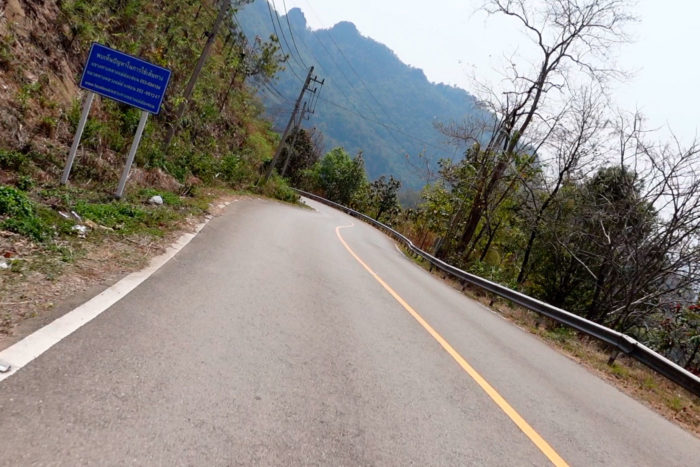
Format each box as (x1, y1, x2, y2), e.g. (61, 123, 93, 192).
(1, 0, 82, 151)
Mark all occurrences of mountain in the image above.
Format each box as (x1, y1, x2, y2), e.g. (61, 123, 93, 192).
(236, 1, 487, 191)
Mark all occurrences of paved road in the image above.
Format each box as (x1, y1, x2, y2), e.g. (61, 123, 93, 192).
(0, 198, 698, 465)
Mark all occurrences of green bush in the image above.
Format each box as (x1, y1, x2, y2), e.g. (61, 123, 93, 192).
(16, 175, 35, 192)
(220, 152, 256, 186)
(0, 186, 57, 241)
(260, 175, 299, 203)
(75, 200, 146, 231)
(2, 215, 50, 242)
(0, 185, 34, 217)
(0, 149, 31, 173)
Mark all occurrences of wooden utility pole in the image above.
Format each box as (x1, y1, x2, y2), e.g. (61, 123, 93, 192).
(280, 101, 308, 177)
(162, 0, 229, 151)
(261, 66, 314, 184)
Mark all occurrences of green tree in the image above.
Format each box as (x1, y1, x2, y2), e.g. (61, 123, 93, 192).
(274, 128, 320, 186)
(306, 148, 366, 206)
(438, 0, 633, 260)
(367, 175, 401, 222)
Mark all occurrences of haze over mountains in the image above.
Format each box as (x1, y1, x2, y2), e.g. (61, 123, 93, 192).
(236, 0, 487, 191)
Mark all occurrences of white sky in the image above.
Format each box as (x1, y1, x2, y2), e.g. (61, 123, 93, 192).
(278, 0, 699, 146)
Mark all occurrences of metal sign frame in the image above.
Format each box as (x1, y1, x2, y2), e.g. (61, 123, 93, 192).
(61, 43, 172, 198)
(80, 42, 171, 114)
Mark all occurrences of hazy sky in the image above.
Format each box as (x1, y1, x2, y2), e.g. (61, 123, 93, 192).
(277, 0, 698, 145)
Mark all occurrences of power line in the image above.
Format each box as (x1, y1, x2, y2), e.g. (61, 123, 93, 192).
(230, 10, 302, 104)
(261, 1, 371, 123)
(262, 76, 450, 158)
(317, 94, 449, 154)
(256, 2, 450, 159)
(271, 4, 368, 118)
(264, 0, 300, 78)
(280, 0, 308, 69)
(258, 79, 288, 102)
(298, 1, 412, 154)
(268, 0, 306, 70)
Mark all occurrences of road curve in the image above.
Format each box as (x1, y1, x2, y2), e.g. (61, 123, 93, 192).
(0, 197, 697, 465)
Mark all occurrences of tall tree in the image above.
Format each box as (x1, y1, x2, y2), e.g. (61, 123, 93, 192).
(274, 128, 320, 186)
(368, 175, 401, 222)
(310, 147, 368, 206)
(444, 0, 633, 259)
(517, 86, 605, 283)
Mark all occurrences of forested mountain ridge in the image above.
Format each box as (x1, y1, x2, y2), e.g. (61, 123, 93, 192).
(236, 1, 486, 190)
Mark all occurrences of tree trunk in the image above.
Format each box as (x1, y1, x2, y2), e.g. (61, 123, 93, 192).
(479, 220, 502, 262)
(517, 228, 538, 284)
(464, 222, 486, 262)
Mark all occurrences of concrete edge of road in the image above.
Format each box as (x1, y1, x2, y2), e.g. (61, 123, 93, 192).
(0, 204, 227, 383)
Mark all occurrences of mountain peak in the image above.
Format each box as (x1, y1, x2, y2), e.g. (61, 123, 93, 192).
(287, 7, 307, 28)
(331, 21, 359, 35)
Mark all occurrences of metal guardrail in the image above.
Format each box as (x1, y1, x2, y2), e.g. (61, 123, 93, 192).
(295, 189, 700, 397)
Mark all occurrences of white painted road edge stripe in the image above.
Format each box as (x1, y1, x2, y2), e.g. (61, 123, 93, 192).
(0, 214, 214, 383)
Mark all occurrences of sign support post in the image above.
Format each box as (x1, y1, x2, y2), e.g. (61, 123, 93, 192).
(61, 43, 171, 195)
(115, 110, 149, 199)
(61, 91, 95, 185)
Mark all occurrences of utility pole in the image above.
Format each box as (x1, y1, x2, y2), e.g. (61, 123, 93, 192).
(280, 76, 321, 177)
(268, 72, 324, 181)
(280, 101, 308, 177)
(261, 66, 315, 184)
(162, 0, 229, 152)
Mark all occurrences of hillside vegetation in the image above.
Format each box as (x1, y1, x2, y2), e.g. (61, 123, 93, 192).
(0, 0, 298, 334)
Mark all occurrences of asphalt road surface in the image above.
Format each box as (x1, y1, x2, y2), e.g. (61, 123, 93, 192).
(0, 197, 698, 465)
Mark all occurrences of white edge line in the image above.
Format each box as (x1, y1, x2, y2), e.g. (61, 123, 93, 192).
(0, 215, 212, 383)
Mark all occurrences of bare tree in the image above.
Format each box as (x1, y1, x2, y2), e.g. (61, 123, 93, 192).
(445, 0, 634, 258)
(516, 85, 606, 283)
(541, 111, 700, 345)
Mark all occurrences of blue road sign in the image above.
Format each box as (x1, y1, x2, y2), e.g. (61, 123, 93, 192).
(80, 43, 171, 114)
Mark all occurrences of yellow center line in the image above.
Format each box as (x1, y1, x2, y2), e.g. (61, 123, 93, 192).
(335, 224, 569, 467)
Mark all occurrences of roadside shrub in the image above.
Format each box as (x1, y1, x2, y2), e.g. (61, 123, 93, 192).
(0, 149, 31, 173)
(220, 152, 257, 186)
(260, 175, 299, 203)
(0, 185, 34, 217)
(16, 175, 35, 192)
(0, 185, 55, 241)
(138, 188, 182, 206)
(75, 200, 146, 230)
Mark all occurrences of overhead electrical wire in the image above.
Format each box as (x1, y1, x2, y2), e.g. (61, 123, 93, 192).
(265, 1, 377, 125)
(298, 1, 413, 151)
(269, 0, 307, 70)
(264, 72, 448, 155)
(263, 1, 370, 119)
(264, 0, 307, 83)
(317, 95, 449, 153)
(254, 1, 452, 158)
(280, 0, 309, 70)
